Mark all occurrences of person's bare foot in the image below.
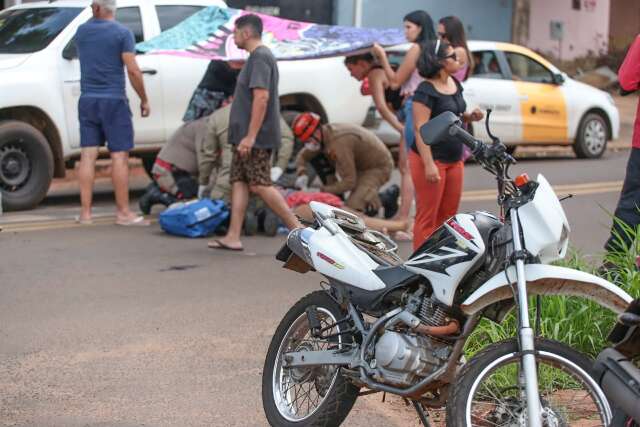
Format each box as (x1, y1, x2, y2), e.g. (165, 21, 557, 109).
(78, 210, 92, 223)
(76, 215, 93, 225)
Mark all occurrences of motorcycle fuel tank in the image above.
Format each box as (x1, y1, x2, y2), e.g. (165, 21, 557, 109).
(404, 213, 489, 306)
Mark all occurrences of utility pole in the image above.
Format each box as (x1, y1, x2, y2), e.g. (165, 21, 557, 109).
(353, 0, 363, 28)
(511, 0, 530, 45)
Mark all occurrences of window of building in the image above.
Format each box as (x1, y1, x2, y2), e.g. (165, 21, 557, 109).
(116, 7, 144, 43)
(471, 51, 505, 79)
(156, 6, 203, 32)
(572, 0, 581, 10)
(504, 52, 554, 84)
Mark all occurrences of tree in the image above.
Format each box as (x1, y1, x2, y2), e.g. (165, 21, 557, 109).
(512, 0, 530, 45)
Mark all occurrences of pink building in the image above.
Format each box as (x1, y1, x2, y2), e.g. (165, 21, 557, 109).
(527, 0, 610, 60)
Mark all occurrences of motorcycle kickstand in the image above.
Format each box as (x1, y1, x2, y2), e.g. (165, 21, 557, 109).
(411, 400, 431, 427)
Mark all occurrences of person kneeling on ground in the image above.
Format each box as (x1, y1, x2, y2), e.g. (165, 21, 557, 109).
(139, 104, 293, 215)
(292, 112, 397, 217)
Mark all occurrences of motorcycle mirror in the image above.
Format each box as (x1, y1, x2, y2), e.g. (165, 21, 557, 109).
(419, 111, 460, 146)
(484, 109, 500, 144)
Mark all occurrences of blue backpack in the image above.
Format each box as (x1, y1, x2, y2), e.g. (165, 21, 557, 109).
(159, 199, 229, 238)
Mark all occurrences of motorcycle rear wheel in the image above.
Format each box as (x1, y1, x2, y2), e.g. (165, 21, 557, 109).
(262, 291, 360, 426)
(446, 338, 611, 426)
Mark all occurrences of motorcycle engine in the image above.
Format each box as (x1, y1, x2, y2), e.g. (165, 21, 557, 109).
(372, 329, 451, 387)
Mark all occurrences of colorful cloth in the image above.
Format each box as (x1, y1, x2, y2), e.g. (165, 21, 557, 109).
(136, 6, 404, 61)
(183, 88, 227, 122)
(286, 192, 343, 209)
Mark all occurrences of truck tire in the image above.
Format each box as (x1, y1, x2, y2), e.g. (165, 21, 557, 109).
(0, 120, 54, 211)
(573, 112, 609, 159)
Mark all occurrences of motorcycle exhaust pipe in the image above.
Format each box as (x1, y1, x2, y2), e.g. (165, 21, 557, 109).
(414, 319, 460, 337)
(594, 348, 640, 424)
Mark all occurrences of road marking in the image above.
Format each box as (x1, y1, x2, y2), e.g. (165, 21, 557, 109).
(461, 180, 623, 202)
(0, 180, 624, 233)
(1, 217, 158, 233)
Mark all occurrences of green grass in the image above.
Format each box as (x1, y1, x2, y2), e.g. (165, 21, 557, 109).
(465, 220, 640, 359)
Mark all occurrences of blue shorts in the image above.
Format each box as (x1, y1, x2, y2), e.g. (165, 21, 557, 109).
(79, 97, 134, 152)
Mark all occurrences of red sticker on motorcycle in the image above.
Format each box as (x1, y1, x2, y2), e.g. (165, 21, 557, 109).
(446, 219, 474, 241)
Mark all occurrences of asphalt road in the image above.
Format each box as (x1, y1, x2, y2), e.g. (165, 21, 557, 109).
(0, 148, 633, 426)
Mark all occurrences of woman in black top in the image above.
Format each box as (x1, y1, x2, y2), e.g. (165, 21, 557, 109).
(410, 39, 484, 249)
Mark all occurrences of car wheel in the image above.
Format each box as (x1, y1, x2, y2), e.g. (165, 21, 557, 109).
(0, 120, 54, 211)
(573, 113, 608, 158)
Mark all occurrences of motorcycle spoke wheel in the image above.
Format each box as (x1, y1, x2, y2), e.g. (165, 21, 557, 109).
(273, 307, 341, 422)
(447, 339, 611, 427)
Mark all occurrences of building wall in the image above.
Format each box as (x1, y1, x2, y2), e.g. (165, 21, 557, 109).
(609, 0, 640, 52)
(334, 0, 513, 42)
(528, 0, 610, 60)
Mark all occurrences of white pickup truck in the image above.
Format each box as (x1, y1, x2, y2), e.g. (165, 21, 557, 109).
(0, 0, 371, 210)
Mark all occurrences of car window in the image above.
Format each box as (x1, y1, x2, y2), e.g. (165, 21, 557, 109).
(156, 6, 203, 32)
(504, 52, 554, 84)
(471, 50, 504, 80)
(0, 7, 83, 54)
(116, 7, 144, 43)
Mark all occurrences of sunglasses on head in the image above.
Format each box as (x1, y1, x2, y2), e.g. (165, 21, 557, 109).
(442, 52, 457, 61)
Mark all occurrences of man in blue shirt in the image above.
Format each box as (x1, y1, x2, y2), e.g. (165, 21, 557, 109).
(75, 0, 150, 226)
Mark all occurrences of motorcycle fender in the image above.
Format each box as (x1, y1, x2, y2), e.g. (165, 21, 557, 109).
(461, 264, 632, 315)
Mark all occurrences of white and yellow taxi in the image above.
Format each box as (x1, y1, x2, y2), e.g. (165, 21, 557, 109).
(376, 41, 619, 158)
(465, 41, 619, 158)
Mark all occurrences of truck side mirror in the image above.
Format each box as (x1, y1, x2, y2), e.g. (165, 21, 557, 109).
(62, 41, 78, 60)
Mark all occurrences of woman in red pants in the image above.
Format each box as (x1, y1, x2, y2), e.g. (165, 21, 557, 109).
(410, 39, 484, 250)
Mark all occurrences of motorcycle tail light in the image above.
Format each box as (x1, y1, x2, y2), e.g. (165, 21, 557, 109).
(515, 173, 530, 188)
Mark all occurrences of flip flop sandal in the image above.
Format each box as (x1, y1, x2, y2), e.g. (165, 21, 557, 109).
(115, 216, 150, 227)
(75, 216, 93, 225)
(208, 239, 244, 252)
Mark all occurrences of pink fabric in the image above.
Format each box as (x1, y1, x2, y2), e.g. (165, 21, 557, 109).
(286, 191, 344, 209)
(401, 69, 423, 97)
(452, 63, 469, 82)
(619, 35, 640, 149)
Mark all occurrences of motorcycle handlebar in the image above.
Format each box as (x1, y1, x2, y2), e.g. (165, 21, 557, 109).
(448, 124, 484, 155)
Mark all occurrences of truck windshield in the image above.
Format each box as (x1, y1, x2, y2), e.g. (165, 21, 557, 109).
(0, 7, 83, 54)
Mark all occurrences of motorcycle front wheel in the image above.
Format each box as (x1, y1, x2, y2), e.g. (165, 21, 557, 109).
(262, 291, 360, 426)
(446, 338, 611, 426)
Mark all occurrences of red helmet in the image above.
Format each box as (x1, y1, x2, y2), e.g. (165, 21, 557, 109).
(292, 112, 321, 142)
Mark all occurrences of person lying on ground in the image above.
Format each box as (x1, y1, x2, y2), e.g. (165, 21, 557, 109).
(292, 204, 408, 236)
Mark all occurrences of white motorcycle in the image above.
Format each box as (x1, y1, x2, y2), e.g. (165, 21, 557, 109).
(261, 111, 632, 426)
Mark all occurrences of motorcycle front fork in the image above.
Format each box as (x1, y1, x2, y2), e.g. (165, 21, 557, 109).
(510, 209, 543, 427)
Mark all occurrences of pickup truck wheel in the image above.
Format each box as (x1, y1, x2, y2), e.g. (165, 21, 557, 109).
(0, 121, 54, 211)
(573, 112, 608, 159)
